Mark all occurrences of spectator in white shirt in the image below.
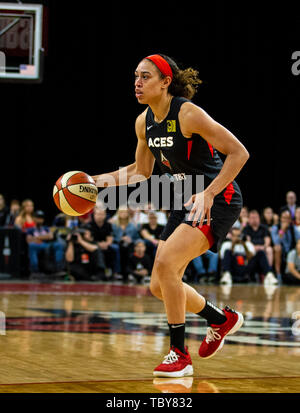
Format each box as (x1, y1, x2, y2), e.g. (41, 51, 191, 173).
(220, 227, 276, 285)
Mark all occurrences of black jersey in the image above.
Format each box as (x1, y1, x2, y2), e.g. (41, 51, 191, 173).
(145, 96, 242, 208)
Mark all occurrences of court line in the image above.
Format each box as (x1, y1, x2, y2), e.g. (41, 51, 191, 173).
(0, 375, 300, 386)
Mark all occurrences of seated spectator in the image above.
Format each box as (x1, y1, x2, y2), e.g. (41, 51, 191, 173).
(261, 206, 279, 229)
(127, 205, 139, 226)
(284, 239, 300, 285)
(0, 194, 9, 226)
(144, 203, 168, 226)
(293, 207, 300, 239)
(242, 209, 274, 269)
(111, 205, 139, 243)
(160, 207, 170, 223)
(126, 240, 152, 284)
(51, 214, 80, 252)
(127, 203, 168, 229)
(15, 199, 36, 232)
(192, 251, 219, 284)
(220, 227, 276, 285)
(143, 202, 168, 226)
(238, 207, 249, 229)
(52, 213, 79, 230)
(95, 198, 114, 220)
(111, 205, 139, 276)
(140, 211, 164, 259)
(231, 206, 249, 231)
(5, 199, 21, 226)
(65, 225, 106, 281)
(271, 209, 297, 280)
(157, 209, 168, 226)
(127, 203, 149, 229)
(280, 191, 298, 221)
(90, 206, 121, 276)
(26, 210, 65, 278)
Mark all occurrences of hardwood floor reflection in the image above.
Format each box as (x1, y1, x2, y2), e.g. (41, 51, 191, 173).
(0, 282, 299, 393)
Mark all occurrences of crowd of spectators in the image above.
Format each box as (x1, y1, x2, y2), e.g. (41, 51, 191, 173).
(0, 191, 300, 286)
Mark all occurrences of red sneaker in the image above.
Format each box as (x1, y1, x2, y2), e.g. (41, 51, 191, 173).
(153, 346, 193, 378)
(199, 306, 244, 359)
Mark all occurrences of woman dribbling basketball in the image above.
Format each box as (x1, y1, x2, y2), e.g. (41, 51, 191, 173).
(92, 54, 249, 377)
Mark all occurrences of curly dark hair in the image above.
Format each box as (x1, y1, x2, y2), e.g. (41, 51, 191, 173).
(153, 54, 202, 100)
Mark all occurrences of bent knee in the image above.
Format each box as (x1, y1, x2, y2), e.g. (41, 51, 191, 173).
(154, 255, 181, 275)
(149, 279, 162, 299)
(154, 257, 169, 274)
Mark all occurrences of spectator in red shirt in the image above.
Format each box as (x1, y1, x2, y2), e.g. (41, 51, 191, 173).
(15, 199, 36, 232)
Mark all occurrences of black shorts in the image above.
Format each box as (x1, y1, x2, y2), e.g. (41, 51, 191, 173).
(160, 201, 242, 253)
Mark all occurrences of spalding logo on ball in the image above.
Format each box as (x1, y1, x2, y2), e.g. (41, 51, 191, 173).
(53, 171, 98, 216)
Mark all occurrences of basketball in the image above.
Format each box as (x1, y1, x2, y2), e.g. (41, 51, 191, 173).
(53, 171, 98, 216)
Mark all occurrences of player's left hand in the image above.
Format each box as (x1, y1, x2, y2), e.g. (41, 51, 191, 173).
(184, 190, 214, 228)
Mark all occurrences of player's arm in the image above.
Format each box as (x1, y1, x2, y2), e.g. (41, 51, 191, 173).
(181, 102, 249, 197)
(181, 102, 249, 226)
(92, 110, 155, 187)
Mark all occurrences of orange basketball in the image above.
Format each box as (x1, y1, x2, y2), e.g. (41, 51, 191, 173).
(53, 171, 98, 216)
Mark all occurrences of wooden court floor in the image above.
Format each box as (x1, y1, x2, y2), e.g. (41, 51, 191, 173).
(0, 281, 299, 393)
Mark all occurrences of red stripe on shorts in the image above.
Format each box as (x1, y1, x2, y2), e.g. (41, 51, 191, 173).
(223, 182, 235, 205)
(196, 224, 215, 248)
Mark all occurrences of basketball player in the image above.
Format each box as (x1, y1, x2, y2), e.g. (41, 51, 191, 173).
(92, 54, 249, 377)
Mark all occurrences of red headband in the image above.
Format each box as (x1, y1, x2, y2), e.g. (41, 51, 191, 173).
(145, 54, 173, 80)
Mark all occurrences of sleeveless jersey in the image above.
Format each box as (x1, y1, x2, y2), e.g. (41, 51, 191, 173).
(145, 96, 242, 208)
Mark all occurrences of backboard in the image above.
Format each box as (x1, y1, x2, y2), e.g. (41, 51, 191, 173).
(0, 2, 44, 83)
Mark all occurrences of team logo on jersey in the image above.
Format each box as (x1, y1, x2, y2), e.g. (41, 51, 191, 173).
(167, 120, 176, 132)
(160, 150, 171, 169)
(148, 136, 174, 148)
